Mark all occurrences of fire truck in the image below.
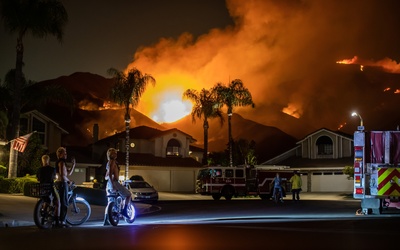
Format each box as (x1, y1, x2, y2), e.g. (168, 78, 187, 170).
(353, 129, 400, 214)
(196, 165, 295, 200)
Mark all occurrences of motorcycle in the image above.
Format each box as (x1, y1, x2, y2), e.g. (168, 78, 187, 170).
(31, 182, 91, 229)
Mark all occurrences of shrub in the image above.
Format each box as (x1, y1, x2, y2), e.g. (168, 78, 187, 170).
(0, 177, 13, 193)
(343, 165, 354, 180)
(0, 165, 7, 177)
(0, 175, 37, 193)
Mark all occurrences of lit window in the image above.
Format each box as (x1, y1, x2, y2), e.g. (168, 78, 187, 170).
(166, 139, 181, 157)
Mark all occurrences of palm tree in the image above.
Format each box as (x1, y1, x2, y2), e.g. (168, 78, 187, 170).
(1, 0, 68, 178)
(213, 79, 255, 167)
(237, 138, 257, 166)
(0, 111, 8, 140)
(183, 88, 224, 165)
(108, 67, 156, 180)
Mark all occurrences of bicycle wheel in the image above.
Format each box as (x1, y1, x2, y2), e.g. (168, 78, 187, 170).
(33, 199, 55, 229)
(66, 197, 91, 225)
(124, 202, 136, 224)
(107, 201, 120, 226)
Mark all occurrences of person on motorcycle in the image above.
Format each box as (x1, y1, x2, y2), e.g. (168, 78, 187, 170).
(37, 154, 60, 226)
(271, 173, 284, 203)
(104, 148, 132, 217)
(55, 147, 76, 228)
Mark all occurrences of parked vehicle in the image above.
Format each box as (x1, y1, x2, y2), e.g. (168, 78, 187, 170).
(196, 165, 294, 200)
(129, 175, 145, 181)
(125, 180, 158, 203)
(106, 189, 136, 226)
(353, 129, 400, 214)
(31, 182, 91, 229)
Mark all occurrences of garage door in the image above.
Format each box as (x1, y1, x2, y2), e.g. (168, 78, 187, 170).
(311, 172, 353, 192)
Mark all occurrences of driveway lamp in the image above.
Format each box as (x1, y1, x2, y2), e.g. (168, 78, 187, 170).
(351, 112, 364, 131)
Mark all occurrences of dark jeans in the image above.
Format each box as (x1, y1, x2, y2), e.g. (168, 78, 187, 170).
(292, 188, 301, 201)
(56, 181, 69, 222)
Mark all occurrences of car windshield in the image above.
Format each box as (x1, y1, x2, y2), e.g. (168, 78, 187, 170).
(129, 182, 152, 189)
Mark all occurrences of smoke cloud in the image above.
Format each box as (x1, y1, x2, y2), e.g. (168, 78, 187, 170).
(126, 0, 400, 135)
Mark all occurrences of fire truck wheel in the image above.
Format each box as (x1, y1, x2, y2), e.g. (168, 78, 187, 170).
(222, 186, 235, 201)
(212, 194, 221, 200)
(224, 195, 232, 200)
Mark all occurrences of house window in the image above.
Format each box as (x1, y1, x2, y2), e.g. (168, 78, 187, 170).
(32, 117, 46, 145)
(316, 136, 333, 156)
(166, 139, 181, 157)
(225, 169, 234, 177)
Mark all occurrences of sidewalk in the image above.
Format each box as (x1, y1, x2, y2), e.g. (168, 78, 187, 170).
(158, 191, 353, 201)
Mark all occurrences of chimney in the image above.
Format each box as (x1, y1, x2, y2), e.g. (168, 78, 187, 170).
(93, 123, 99, 143)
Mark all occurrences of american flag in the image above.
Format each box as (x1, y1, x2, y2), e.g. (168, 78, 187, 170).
(12, 132, 34, 153)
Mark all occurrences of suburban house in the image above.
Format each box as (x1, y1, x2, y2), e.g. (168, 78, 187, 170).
(90, 125, 204, 192)
(12, 110, 204, 192)
(11, 110, 356, 194)
(262, 128, 354, 193)
(20, 110, 68, 153)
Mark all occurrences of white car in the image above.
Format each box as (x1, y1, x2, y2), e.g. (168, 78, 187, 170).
(125, 180, 158, 203)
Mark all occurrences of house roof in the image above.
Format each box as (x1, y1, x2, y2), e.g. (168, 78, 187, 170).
(116, 152, 203, 167)
(276, 156, 353, 169)
(96, 125, 196, 143)
(49, 147, 204, 168)
(297, 128, 353, 144)
(262, 128, 354, 166)
(22, 109, 69, 134)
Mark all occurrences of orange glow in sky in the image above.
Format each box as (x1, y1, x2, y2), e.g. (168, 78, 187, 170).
(131, 73, 196, 123)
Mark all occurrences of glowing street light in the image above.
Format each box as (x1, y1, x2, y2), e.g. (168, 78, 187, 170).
(351, 112, 364, 131)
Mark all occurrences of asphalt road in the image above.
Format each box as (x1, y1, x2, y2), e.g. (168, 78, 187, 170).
(0, 191, 354, 227)
(1, 192, 400, 250)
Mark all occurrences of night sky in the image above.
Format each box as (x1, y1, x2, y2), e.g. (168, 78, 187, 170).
(2, 0, 400, 136)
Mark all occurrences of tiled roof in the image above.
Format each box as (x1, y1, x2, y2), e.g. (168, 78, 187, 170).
(189, 144, 203, 152)
(116, 152, 203, 167)
(96, 125, 195, 143)
(49, 147, 203, 167)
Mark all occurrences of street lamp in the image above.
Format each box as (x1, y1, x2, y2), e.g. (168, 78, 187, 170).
(351, 112, 364, 131)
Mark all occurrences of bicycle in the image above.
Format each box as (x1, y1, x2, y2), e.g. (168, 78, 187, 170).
(106, 190, 136, 226)
(32, 182, 91, 229)
(273, 187, 284, 203)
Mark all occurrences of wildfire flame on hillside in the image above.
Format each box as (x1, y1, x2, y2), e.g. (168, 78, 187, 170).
(105, 0, 400, 134)
(336, 56, 400, 74)
(282, 103, 302, 119)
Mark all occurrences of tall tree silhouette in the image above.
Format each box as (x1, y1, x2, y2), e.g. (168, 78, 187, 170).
(183, 88, 224, 165)
(0, 69, 73, 175)
(108, 67, 155, 180)
(1, 0, 68, 178)
(213, 79, 255, 167)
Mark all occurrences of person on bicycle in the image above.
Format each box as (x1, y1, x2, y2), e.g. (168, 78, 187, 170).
(55, 147, 76, 228)
(271, 173, 284, 203)
(105, 148, 132, 217)
(37, 154, 60, 226)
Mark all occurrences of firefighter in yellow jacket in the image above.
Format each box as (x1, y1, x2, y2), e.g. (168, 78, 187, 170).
(289, 170, 302, 202)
